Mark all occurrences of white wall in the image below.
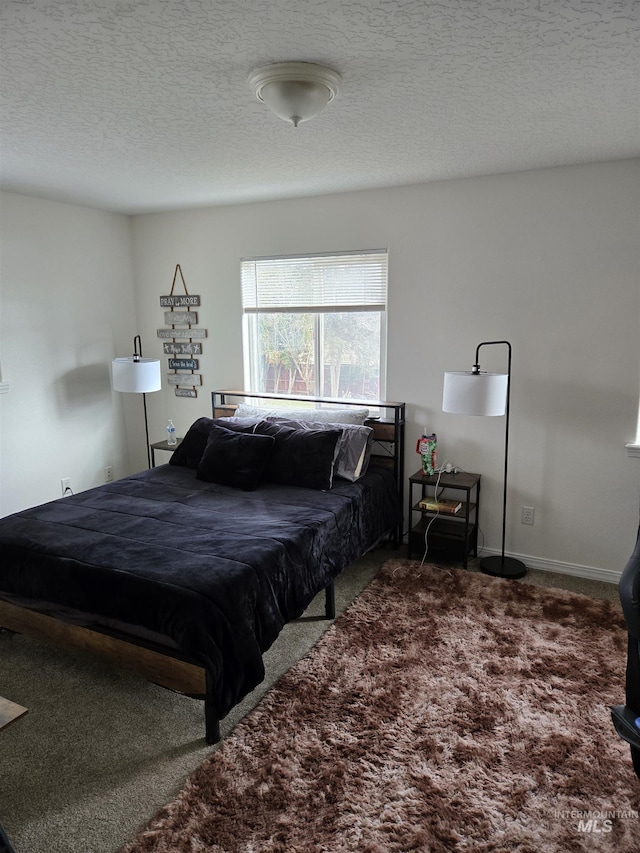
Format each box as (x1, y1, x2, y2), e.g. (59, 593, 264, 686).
(131, 160, 640, 580)
(0, 192, 136, 516)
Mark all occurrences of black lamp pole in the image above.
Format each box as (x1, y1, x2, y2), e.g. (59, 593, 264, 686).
(132, 335, 152, 470)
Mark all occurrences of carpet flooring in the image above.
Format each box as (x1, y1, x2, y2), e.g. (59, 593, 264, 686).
(119, 560, 639, 853)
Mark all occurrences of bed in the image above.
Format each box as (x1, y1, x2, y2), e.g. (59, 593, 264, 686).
(0, 391, 405, 742)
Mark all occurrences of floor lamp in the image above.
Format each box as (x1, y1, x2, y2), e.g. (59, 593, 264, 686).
(112, 335, 162, 469)
(442, 340, 527, 579)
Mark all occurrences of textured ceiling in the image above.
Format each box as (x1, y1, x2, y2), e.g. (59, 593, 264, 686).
(1, 0, 638, 214)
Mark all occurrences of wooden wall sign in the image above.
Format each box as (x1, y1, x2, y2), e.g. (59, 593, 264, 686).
(157, 328, 207, 339)
(158, 264, 207, 397)
(160, 295, 201, 307)
(163, 311, 198, 326)
(168, 358, 199, 370)
(167, 374, 203, 386)
(163, 342, 203, 355)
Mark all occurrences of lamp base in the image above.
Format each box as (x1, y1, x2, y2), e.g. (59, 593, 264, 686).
(480, 555, 527, 579)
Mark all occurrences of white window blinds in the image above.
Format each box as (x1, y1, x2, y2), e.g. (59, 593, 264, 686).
(241, 250, 387, 313)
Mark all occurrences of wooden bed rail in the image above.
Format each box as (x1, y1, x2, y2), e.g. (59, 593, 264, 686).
(0, 583, 338, 744)
(0, 600, 207, 695)
(0, 599, 224, 742)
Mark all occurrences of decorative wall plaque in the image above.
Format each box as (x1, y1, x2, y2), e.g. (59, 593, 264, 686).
(157, 328, 207, 339)
(163, 311, 198, 326)
(168, 358, 199, 370)
(167, 373, 203, 386)
(163, 342, 203, 355)
(158, 263, 207, 397)
(160, 295, 201, 307)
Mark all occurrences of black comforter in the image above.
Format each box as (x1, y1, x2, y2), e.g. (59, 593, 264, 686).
(0, 464, 400, 719)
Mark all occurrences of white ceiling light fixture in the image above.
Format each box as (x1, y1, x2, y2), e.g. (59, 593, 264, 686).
(249, 61, 342, 127)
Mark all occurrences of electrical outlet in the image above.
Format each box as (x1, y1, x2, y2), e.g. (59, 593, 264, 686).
(521, 506, 535, 525)
(61, 477, 71, 496)
(104, 466, 113, 483)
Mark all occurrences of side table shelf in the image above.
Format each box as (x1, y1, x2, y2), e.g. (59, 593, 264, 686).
(408, 469, 481, 568)
(150, 438, 183, 467)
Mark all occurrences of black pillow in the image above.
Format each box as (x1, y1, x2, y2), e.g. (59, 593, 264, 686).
(170, 417, 265, 469)
(254, 421, 341, 490)
(169, 417, 214, 469)
(196, 424, 275, 490)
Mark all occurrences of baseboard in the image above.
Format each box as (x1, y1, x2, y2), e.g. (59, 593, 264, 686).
(480, 548, 621, 585)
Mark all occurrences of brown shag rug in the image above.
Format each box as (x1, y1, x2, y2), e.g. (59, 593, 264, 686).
(121, 560, 640, 853)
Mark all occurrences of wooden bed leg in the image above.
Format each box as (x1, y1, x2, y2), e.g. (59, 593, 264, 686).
(325, 582, 336, 620)
(204, 670, 221, 745)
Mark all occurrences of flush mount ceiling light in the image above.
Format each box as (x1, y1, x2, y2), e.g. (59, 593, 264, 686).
(249, 61, 342, 127)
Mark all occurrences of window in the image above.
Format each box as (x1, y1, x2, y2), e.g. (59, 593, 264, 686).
(241, 250, 387, 400)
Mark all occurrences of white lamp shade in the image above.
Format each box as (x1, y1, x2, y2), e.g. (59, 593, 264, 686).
(112, 357, 161, 393)
(442, 371, 508, 417)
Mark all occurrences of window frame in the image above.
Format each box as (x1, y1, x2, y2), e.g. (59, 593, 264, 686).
(241, 250, 388, 401)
